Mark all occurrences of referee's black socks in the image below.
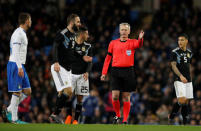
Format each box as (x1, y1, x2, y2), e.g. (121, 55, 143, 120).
(74, 103, 82, 121)
(169, 102, 181, 119)
(54, 93, 69, 115)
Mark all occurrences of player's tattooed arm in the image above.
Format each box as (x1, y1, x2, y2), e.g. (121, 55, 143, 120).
(171, 61, 181, 77)
(171, 61, 187, 83)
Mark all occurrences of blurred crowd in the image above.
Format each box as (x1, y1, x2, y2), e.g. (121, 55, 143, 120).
(0, 0, 200, 125)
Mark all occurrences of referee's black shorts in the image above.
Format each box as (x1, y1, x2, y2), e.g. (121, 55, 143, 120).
(110, 66, 136, 92)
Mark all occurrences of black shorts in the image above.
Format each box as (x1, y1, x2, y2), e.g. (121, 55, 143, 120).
(111, 66, 136, 92)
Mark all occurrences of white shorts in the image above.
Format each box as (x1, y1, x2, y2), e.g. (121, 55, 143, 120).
(174, 81, 193, 99)
(71, 73, 89, 96)
(51, 64, 72, 92)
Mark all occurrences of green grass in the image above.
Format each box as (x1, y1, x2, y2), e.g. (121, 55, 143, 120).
(0, 124, 200, 131)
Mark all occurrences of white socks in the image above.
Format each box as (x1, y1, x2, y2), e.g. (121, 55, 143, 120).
(19, 93, 27, 103)
(7, 93, 28, 121)
(7, 95, 20, 121)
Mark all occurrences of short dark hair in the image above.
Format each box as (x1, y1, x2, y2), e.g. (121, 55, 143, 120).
(178, 33, 189, 40)
(67, 14, 79, 25)
(18, 13, 31, 25)
(76, 25, 88, 36)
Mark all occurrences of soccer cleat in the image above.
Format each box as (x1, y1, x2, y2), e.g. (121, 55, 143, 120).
(12, 120, 28, 124)
(72, 120, 78, 125)
(168, 115, 174, 125)
(65, 115, 72, 124)
(49, 114, 64, 124)
(2, 108, 12, 122)
(113, 116, 121, 124)
(123, 121, 128, 124)
(183, 115, 190, 125)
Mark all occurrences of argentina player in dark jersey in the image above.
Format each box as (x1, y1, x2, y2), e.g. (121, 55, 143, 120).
(50, 14, 81, 123)
(169, 34, 193, 125)
(70, 26, 92, 124)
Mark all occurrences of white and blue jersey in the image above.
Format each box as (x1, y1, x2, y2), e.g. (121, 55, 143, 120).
(7, 27, 30, 92)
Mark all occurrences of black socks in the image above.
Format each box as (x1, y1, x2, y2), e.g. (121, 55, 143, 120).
(169, 102, 181, 119)
(54, 93, 69, 115)
(74, 103, 82, 121)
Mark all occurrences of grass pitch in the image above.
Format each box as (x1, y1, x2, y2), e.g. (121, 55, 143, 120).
(0, 124, 200, 131)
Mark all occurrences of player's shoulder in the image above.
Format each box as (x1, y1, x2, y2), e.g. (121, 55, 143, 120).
(172, 47, 180, 53)
(187, 48, 192, 53)
(60, 28, 69, 35)
(12, 27, 25, 40)
(55, 28, 67, 40)
(84, 42, 92, 48)
(13, 27, 24, 35)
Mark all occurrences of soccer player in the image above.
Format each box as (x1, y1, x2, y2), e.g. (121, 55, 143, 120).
(69, 26, 92, 124)
(3, 13, 32, 123)
(50, 14, 81, 123)
(100, 23, 144, 124)
(169, 34, 193, 125)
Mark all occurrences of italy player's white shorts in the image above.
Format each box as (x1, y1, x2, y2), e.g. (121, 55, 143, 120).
(51, 64, 72, 92)
(71, 73, 89, 96)
(174, 81, 194, 99)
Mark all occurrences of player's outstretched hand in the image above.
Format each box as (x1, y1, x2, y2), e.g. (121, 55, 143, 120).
(138, 30, 144, 39)
(180, 75, 188, 83)
(54, 62, 60, 72)
(18, 68, 24, 77)
(100, 75, 106, 81)
(83, 72, 89, 81)
(83, 56, 93, 62)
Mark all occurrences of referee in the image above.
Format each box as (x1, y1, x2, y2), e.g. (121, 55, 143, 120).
(101, 23, 144, 124)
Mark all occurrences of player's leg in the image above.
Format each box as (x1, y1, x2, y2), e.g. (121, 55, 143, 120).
(73, 95, 83, 124)
(72, 74, 90, 124)
(21, 67, 32, 104)
(64, 74, 78, 124)
(169, 81, 185, 123)
(181, 82, 193, 125)
(50, 65, 72, 123)
(5, 62, 23, 122)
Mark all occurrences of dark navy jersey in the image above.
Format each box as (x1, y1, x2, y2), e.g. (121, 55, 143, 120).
(71, 41, 92, 74)
(52, 28, 76, 70)
(170, 47, 193, 82)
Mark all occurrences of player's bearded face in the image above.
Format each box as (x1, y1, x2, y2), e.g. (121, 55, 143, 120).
(73, 17, 81, 31)
(119, 25, 130, 38)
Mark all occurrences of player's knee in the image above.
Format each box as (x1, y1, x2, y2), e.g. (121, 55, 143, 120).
(178, 97, 187, 104)
(13, 92, 21, 96)
(23, 88, 32, 96)
(77, 95, 83, 103)
(112, 95, 119, 101)
(122, 97, 130, 102)
(63, 88, 73, 98)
